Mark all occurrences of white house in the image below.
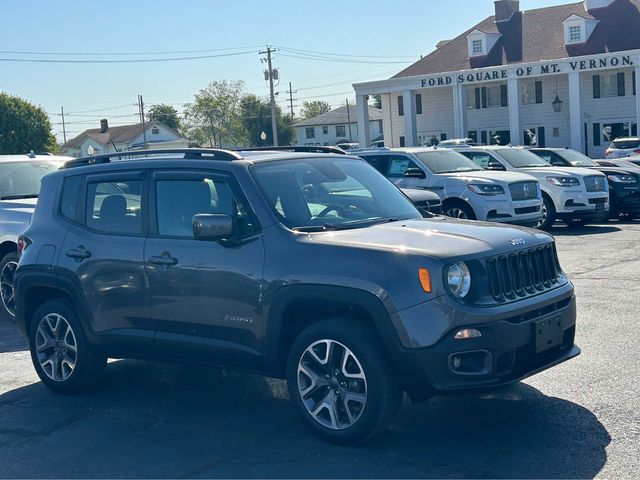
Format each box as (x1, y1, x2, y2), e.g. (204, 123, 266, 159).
(61, 119, 189, 157)
(354, 0, 640, 158)
(292, 105, 383, 146)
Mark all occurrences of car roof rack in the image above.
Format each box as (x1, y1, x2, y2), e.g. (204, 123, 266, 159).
(235, 146, 347, 155)
(349, 147, 392, 154)
(61, 148, 244, 169)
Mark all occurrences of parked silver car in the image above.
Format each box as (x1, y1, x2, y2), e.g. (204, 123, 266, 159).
(605, 137, 640, 159)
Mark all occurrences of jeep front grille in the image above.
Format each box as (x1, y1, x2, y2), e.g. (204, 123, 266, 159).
(509, 181, 539, 201)
(485, 243, 562, 302)
(584, 175, 606, 192)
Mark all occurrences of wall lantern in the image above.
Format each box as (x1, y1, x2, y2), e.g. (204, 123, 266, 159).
(552, 74, 563, 112)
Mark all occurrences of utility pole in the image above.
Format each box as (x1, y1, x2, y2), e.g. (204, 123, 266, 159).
(138, 94, 148, 149)
(260, 46, 279, 146)
(286, 81, 297, 119)
(60, 106, 67, 144)
(345, 99, 353, 143)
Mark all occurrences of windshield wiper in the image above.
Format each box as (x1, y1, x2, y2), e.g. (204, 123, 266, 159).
(0, 194, 39, 200)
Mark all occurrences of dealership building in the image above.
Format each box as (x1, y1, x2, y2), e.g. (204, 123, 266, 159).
(354, 0, 640, 158)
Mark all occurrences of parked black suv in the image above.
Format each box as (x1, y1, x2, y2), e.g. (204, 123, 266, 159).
(15, 149, 580, 443)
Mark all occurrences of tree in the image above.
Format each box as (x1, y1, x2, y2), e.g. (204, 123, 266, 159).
(0, 93, 56, 154)
(183, 80, 246, 148)
(300, 100, 331, 120)
(146, 103, 181, 132)
(240, 94, 293, 146)
(370, 95, 382, 109)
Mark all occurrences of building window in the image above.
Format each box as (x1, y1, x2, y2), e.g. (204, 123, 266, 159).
(489, 130, 511, 146)
(466, 89, 476, 109)
(335, 125, 346, 137)
(602, 122, 638, 143)
(472, 39, 483, 55)
(151, 126, 160, 135)
(568, 25, 582, 43)
(521, 80, 543, 105)
(601, 73, 620, 97)
(523, 127, 545, 147)
(322, 125, 328, 134)
(415, 93, 422, 115)
(486, 86, 502, 108)
(305, 127, 315, 139)
(397, 95, 404, 116)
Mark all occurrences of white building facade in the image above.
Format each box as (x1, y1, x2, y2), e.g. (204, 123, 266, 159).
(292, 105, 383, 146)
(354, 0, 640, 158)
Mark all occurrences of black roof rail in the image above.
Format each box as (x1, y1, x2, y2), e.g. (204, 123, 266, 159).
(236, 146, 347, 155)
(60, 148, 244, 169)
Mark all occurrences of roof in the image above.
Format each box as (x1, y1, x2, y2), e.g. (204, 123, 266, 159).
(62, 121, 184, 149)
(394, 0, 640, 78)
(292, 105, 382, 128)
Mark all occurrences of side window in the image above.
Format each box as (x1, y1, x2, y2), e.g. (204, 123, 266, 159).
(155, 178, 257, 238)
(86, 179, 142, 234)
(536, 151, 553, 164)
(464, 152, 497, 169)
(360, 155, 390, 176)
(60, 176, 82, 221)
(387, 155, 421, 178)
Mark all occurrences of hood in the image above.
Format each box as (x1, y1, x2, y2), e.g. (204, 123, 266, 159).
(587, 165, 639, 177)
(441, 169, 537, 184)
(306, 217, 552, 259)
(520, 166, 604, 178)
(0, 197, 38, 213)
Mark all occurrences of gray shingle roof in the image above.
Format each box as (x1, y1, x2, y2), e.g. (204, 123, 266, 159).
(292, 105, 383, 127)
(62, 121, 183, 149)
(394, 0, 640, 78)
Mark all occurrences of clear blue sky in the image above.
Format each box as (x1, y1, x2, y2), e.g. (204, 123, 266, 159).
(0, 0, 566, 141)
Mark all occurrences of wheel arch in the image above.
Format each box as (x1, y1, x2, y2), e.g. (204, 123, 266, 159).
(441, 197, 476, 219)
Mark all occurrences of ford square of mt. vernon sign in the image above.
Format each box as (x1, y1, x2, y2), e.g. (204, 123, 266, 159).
(419, 54, 634, 88)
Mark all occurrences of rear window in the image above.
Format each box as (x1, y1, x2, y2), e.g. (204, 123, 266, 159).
(612, 139, 640, 149)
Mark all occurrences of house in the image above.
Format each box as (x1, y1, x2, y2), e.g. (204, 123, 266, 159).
(354, 0, 640, 157)
(61, 119, 189, 157)
(292, 105, 383, 146)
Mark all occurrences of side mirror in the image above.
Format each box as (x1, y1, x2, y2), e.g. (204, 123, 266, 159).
(552, 162, 564, 167)
(486, 163, 506, 171)
(404, 168, 426, 179)
(193, 214, 233, 241)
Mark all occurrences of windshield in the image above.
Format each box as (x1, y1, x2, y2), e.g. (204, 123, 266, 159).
(414, 150, 482, 174)
(554, 150, 596, 167)
(495, 149, 549, 168)
(251, 157, 421, 230)
(0, 161, 59, 199)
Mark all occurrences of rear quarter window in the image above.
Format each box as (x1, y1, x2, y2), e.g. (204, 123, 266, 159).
(60, 176, 82, 221)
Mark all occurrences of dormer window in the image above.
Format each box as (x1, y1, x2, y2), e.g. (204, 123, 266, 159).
(568, 25, 582, 42)
(472, 40, 483, 55)
(466, 29, 501, 58)
(563, 14, 598, 45)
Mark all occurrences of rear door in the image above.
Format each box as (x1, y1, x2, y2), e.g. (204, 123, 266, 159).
(144, 169, 264, 366)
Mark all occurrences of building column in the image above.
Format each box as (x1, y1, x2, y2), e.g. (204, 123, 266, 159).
(452, 84, 465, 138)
(507, 77, 521, 146)
(402, 90, 417, 147)
(380, 94, 393, 147)
(568, 71, 583, 152)
(636, 62, 640, 136)
(356, 94, 371, 148)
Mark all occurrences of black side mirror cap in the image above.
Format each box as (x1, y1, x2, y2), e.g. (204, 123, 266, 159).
(193, 214, 234, 241)
(404, 168, 426, 179)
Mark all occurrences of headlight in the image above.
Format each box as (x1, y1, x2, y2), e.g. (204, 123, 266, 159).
(467, 184, 505, 196)
(607, 174, 637, 183)
(546, 176, 580, 187)
(447, 262, 471, 299)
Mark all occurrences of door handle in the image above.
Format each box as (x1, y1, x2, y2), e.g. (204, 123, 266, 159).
(66, 246, 91, 260)
(148, 253, 178, 266)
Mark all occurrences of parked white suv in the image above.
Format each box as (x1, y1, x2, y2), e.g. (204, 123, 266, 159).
(457, 146, 609, 229)
(605, 137, 640, 159)
(353, 147, 543, 227)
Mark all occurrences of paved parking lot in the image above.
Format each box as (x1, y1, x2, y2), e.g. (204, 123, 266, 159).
(0, 221, 638, 479)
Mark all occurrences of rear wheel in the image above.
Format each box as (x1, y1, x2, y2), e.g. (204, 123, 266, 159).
(536, 194, 556, 230)
(29, 299, 106, 393)
(0, 251, 19, 320)
(286, 319, 401, 444)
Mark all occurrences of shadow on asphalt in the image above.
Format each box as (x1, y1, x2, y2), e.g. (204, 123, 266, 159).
(0, 319, 27, 353)
(548, 224, 621, 236)
(0, 360, 610, 478)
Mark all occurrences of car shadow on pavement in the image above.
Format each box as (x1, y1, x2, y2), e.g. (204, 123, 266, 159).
(549, 224, 621, 236)
(0, 360, 610, 479)
(0, 319, 27, 353)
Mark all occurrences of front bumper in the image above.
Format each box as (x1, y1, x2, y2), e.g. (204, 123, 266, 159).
(470, 195, 542, 225)
(552, 189, 609, 216)
(611, 186, 640, 215)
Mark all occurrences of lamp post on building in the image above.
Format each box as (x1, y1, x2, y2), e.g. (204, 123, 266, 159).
(552, 74, 564, 112)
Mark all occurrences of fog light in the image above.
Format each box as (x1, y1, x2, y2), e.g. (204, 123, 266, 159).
(454, 328, 482, 340)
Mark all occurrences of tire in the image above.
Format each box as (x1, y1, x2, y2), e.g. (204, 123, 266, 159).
(443, 200, 476, 220)
(286, 318, 401, 444)
(28, 299, 106, 393)
(536, 194, 556, 230)
(0, 251, 19, 321)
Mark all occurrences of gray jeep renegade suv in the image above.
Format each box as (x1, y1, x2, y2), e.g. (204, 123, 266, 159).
(14, 148, 580, 443)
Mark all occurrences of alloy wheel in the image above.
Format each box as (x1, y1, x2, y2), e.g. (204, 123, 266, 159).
(35, 314, 78, 382)
(446, 207, 468, 219)
(0, 260, 18, 317)
(297, 339, 367, 430)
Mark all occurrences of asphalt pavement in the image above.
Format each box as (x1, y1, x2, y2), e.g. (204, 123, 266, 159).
(0, 221, 638, 478)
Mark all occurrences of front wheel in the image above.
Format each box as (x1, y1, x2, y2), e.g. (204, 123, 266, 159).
(444, 201, 476, 220)
(536, 195, 556, 230)
(286, 319, 401, 444)
(29, 299, 106, 393)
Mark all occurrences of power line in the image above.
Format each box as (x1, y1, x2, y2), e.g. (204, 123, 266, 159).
(0, 50, 255, 64)
(0, 45, 262, 56)
(276, 46, 418, 60)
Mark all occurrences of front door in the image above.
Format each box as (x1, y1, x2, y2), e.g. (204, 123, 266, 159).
(144, 170, 264, 366)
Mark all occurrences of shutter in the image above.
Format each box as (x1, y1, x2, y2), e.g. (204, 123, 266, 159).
(415, 93, 422, 115)
(481, 87, 487, 108)
(538, 127, 546, 148)
(440, 133, 447, 141)
(501, 84, 508, 107)
(633, 71, 636, 96)
(618, 72, 626, 96)
(535, 81, 543, 104)
(397, 95, 404, 116)
(593, 123, 601, 146)
(399, 136, 405, 147)
(474, 88, 481, 109)
(593, 75, 601, 98)
(480, 131, 488, 145)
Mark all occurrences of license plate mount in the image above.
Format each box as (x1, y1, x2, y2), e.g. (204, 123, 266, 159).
(534, 316, 564, 353)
